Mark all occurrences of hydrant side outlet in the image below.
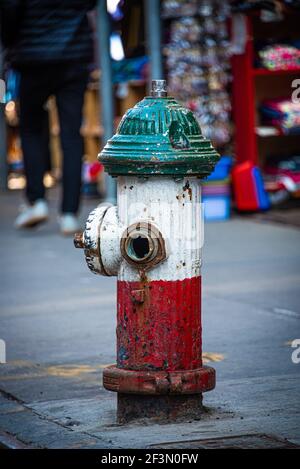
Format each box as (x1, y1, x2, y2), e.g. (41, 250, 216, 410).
(76, 80, 219, 423)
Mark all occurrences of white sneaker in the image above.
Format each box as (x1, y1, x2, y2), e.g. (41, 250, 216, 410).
(14, 199, 49, 229)
(59, 213, 81, 236)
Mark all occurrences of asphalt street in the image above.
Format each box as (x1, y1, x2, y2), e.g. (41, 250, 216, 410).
(0, 188, 299, 448)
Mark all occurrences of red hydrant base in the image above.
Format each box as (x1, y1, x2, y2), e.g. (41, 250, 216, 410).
(103, 365, 215, 395)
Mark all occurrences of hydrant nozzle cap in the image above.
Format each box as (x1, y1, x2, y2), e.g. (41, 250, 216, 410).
(151, 79, 167, 97)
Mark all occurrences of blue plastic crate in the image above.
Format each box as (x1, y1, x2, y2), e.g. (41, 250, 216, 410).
(203, 195, 231, 221)
(253, 167, 270, 211)
(206, 156, 233, 181)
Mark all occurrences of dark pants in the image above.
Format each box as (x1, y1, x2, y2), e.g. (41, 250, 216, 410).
(19, 63, 88, 214)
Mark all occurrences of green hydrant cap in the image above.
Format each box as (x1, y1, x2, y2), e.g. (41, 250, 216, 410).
(99, 79, 220, 178)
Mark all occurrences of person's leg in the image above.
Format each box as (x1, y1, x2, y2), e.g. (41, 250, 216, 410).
(55, 65, 88, 214)
(42, 110, 51, 174)
(19, 68, 51, 204)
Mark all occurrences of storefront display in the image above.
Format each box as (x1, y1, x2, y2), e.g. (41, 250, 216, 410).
(2, 0, 299, 214)
(264, 153, 300, 203)
(260, 98, 300, 134)
(231, 1, 300, 209)
(162, 0, 232, 149)
(258, 44, 300, 71)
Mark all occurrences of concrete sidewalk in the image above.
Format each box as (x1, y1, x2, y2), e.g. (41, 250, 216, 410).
(0, 189, 300, 448)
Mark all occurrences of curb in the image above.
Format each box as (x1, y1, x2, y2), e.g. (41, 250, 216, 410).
(0, 431, 31, 449)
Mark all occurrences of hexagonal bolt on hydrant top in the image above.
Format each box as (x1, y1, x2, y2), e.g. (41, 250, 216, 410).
(74, 79, 220, 423)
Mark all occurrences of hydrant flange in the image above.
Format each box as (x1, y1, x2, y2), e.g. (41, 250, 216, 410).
(103, 365, 215, 395)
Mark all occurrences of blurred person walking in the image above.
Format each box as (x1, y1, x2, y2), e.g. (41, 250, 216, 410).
(1, 0, 96, 234)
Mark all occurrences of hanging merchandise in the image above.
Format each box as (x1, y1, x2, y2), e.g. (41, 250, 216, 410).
(230, 0, 283, 21)
(162, 0, 232, 148)
(258, 44, 300, 71)
(162, 0, 199, 17)
(264, 154, 300, 203)
(260, 98, 300, 134)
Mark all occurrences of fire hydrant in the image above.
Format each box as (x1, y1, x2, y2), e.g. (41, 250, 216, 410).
(74, 80, 220, 423)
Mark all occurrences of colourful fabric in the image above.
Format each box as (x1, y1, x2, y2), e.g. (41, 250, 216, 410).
(259, 45, 300, 71)
(260, 98, 300, 133)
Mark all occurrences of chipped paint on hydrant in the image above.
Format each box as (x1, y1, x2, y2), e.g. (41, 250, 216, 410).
(74, 80, 220, 423)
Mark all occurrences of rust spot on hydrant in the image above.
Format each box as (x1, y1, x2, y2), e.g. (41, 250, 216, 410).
(130, 289, 145, 304)
(183, 180, 192, 201)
